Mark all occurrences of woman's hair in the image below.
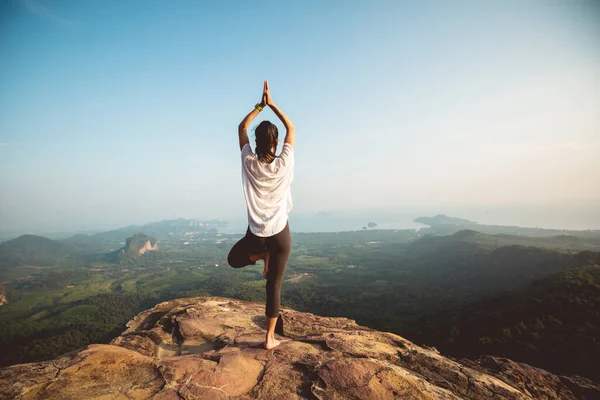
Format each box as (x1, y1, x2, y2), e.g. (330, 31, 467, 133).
(254, 121, 279, 163)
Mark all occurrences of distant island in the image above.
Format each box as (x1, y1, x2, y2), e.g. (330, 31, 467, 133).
(414, 214, 476, 226)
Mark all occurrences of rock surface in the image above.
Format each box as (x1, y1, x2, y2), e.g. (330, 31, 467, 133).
(137, 240, 159, 256)
(0, 285, 7, 306)
(1, 296, 599, 399)
(120, 232, 158, 259)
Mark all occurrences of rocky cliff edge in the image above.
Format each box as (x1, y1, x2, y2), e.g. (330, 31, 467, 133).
(1, 296, 599, 399)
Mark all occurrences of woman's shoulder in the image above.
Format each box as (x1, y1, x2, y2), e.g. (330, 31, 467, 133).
(279, 143, 294, 158)
(242, 143, 254, 155)
(273, 145, 294, 171)
(242, 144, 258, 163)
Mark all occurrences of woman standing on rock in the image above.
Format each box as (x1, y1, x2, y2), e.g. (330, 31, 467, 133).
(227, 80, 295, 350)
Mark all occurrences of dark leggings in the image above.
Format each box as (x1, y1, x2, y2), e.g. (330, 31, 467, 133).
(227, 223, 291, 318)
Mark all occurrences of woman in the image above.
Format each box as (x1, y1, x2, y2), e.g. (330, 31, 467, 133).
(227, 80, 295, 350)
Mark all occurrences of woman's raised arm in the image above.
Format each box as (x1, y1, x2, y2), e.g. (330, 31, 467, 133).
(238, 81, 268, 150)
(265, 81, 295, 148)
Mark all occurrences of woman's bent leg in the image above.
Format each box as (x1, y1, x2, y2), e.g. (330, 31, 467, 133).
(227, 228, 265, 269)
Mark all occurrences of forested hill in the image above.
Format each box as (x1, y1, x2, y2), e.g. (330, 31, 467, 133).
(413, 258, 600, 381)
(0, 235, 77, 268)
(412, 228, 600, 252)
(416, 214, 600, 239)
(118, 233, 158, 260)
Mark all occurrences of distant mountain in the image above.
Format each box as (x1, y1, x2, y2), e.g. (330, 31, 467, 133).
(123, 218, 227, 237)
(415, 215, 600, 238)
(412, 229, 600, 252)
(118, 233, 158, 260)
(415, 214, 476, 226)
(63, 218, 226, 251)
(0, 234, 77, 268)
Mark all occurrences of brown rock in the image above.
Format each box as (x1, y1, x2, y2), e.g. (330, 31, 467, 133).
(0, 284, 7, 306)
(0, 344, 164, 400)
(0, 296, 596, 399)
(559, 375, 600, 400)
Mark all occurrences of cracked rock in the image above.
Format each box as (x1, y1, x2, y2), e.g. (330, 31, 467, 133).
(0, 296, 595, 400)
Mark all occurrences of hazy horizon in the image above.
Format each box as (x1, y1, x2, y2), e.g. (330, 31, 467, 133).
(1, 1, 599, 236)
(2, 201, 600, 240)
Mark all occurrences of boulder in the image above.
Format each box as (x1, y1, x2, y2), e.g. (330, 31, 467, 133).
(1, 296, 597, 399)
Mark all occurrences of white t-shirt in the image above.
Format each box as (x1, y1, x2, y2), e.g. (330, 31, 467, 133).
(241, 143, 294, 237)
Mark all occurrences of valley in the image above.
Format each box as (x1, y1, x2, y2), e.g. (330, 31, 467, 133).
(1, 217, 599, 382)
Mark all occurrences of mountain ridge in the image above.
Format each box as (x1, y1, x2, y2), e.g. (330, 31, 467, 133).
(416, 215, 600, 238)
(0, 234, 77, 268)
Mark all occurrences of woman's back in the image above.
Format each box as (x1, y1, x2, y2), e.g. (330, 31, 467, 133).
(241, 142, 294, 237)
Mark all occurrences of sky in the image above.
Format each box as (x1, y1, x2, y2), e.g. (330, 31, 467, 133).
(0, 0, 599, 235)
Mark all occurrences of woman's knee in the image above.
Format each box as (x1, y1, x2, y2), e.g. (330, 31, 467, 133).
(227, 251, 247, 269)
(227, 254, 235, 268)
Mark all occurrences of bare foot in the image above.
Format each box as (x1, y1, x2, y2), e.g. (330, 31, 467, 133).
(264, 338, 281, 350)
(262, 251, 270, 279)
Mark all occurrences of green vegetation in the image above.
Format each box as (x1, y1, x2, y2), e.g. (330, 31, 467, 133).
(0, 218, 599, 382)
(411, 261, 600, 381)
(116, 232, 157, 261)
(0, 234, 78, 268)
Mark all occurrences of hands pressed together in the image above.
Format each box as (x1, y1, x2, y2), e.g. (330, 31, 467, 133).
(259, 80, 273, 108)
(239, 79, 294, 149)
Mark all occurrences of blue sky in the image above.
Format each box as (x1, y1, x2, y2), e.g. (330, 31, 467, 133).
(1, 0, 599, 234)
